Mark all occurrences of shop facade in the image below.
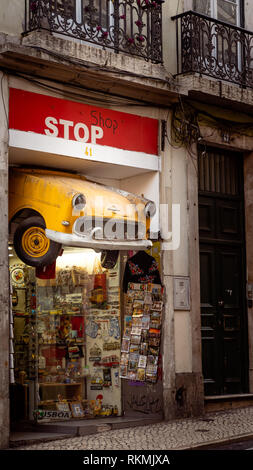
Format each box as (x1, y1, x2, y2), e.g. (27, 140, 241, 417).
(7, 79, 167, 426)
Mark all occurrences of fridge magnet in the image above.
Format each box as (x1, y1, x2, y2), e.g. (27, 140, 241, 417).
(103, 368, 112, 387)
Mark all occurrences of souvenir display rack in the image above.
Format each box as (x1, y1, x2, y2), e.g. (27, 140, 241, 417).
(120, 282, 163, 383)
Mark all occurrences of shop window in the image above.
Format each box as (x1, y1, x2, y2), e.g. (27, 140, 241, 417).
(10, 243, 163, 423)
(10, 246, 121, 421)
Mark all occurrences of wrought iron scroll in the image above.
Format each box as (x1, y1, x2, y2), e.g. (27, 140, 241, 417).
(25, 0, 163, 63)
(172, 10, 253, 88)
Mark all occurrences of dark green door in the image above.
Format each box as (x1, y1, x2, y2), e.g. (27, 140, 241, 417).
(198, 148, 248, 396)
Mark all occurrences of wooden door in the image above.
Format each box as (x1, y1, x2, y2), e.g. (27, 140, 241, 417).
(198, 147, 248, 395)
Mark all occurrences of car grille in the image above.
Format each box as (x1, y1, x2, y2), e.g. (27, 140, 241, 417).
(73, 216, 146, 240)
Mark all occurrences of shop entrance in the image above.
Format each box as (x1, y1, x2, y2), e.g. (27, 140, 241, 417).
(198, 147, 248, 396)
(10, 243, 164, 425)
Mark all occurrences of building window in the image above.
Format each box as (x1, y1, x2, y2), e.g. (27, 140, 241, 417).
(193, 0, 241, 27)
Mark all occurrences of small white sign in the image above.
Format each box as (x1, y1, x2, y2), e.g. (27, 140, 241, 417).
(173, 276, 190, 310)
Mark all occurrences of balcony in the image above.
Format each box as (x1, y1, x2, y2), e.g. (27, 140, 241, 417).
(24, 0, 163, 63)
(172, 10, 253, 89)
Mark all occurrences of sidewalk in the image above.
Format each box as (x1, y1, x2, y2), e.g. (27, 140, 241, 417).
(8, 406, 253, 450)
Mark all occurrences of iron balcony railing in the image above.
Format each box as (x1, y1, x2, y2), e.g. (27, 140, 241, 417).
(24, 0, 163, 63)
(172, 10, 253, 89)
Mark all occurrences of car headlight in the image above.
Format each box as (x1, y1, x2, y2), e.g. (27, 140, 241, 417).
(72, 193, 86, 211)
(144, 201, 156, 217)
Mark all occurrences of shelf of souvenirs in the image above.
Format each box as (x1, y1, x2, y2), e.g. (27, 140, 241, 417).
(38, 382, 82, 387)
(38, 341, 85, 346)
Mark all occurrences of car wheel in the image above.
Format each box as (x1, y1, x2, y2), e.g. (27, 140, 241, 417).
(13, 216, 62, 268)
(100, 250, 119, 269)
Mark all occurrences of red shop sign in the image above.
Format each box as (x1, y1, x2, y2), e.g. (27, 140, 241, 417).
(9, 88, 159, 156)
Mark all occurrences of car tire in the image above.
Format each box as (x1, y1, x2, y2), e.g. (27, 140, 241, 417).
(13, 216, 62, 268)
(100, 250, 119, 269)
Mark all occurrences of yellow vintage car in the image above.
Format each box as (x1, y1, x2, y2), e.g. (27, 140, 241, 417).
(9, 167, 156, 268)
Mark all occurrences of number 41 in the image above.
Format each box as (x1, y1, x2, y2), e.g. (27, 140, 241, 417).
(85, 147, 92, 157)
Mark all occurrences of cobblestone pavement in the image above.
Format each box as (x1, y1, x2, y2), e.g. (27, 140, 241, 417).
(13, 407, 253, 450)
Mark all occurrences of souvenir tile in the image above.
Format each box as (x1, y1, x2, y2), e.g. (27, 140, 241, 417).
(137, 368, 145, 382)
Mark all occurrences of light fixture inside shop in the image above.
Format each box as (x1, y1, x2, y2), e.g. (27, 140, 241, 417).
(56, 248, 102, 274)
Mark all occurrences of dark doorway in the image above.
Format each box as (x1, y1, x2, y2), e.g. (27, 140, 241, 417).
(198, 147, 248, 396)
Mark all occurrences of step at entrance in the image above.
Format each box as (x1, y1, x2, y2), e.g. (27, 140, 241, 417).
(205, 394, 253, 413)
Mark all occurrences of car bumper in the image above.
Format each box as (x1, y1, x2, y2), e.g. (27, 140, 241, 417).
(45, 229, 152, 251)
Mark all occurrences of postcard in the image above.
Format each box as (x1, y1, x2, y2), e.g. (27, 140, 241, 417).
(131, 334, 141, 345)
(137, 368, 145, 382)
(138, 355, 147, 368)
(121, 337, 130, 352)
